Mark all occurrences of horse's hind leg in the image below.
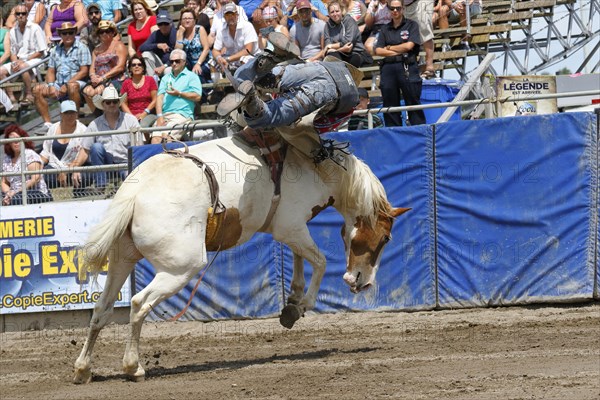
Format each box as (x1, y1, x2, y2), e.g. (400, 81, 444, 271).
(280, 253, 306, 329)
(73, 231, 140, 384)
(122, 264, 205, 381)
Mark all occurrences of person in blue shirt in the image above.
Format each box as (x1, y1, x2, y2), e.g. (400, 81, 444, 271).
(82, 0, 121, 23)
(139, 10, 177, 78)
(33, 22, 91, 128)
(151, 49, 203, 144)
(238, 0, 263, 20)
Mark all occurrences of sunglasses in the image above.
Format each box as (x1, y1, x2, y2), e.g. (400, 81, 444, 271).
(170, 59, 184, 64)
(389, 6, 403, 11)
(130, 63, 143, 67)
(15, 12, 27, 16)
(98, 29, 113, 35)
(158, 22, 170, 26)
(103, 100, 119, 105)
(89, 10, 101, 15)
(60, 31, 76, 36)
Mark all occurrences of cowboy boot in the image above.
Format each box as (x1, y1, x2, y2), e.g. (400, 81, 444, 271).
(217, 81, 265, 118)
(238, 80, 265, 118)
(268, 32, 301, 60)
(255, 52, 280, 75)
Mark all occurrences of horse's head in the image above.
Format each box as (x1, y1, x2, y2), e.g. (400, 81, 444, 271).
(341, 207, 410, 293)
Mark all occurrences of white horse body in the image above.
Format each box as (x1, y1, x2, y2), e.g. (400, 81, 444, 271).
(74, 136, 408, 384)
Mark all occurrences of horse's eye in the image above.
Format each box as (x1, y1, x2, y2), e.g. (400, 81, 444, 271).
(383, 235, 391, 243)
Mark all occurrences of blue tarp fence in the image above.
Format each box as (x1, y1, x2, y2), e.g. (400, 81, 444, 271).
(132, 112, 599, 321)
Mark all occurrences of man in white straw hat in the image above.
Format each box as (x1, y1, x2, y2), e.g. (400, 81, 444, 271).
(70, 86, 140, 194)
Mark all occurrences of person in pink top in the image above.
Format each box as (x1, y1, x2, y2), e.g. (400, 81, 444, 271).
(127, 0, 158, 58)
(120, 54, 158, 135)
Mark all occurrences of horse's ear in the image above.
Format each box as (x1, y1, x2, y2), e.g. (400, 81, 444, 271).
(390, 207, 411, 218)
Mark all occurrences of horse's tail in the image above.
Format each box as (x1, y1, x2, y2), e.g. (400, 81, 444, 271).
(82, 182, 138, 276)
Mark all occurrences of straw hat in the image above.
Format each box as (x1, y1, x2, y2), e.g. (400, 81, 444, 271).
(92, 86, 127, 111)
(144, 0, 159, 11)
(97, 20, 118, 36)
(56, 22, 77, 33)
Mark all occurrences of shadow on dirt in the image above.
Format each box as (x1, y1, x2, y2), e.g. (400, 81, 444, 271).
(92, 346, 381, 382)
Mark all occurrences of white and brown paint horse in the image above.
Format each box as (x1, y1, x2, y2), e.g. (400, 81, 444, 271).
(73, 135, 408, 384)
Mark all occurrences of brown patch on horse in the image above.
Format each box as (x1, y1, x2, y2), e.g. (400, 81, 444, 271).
(349, 213, 391, 266)
(348, 207, 410, 267)
(310, 196, 335, 220)
(206, 207, 243, 251)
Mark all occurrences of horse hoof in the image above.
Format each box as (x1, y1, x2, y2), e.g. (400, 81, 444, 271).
(280, 304, 301, 329)
(73, 368, 92, 384)
(128, 374, 146, 382)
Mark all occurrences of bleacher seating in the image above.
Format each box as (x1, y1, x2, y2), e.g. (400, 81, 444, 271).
(0, 0, 592, 129)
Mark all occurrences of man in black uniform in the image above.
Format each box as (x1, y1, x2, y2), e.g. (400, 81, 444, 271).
(374, 0, 425, 126)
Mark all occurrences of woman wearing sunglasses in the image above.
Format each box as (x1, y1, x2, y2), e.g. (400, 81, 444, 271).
(83, 20, 127, 113)
(120, 54, 158, 135)
(374, 0, 425, 127)
(175, 8, 211, 83)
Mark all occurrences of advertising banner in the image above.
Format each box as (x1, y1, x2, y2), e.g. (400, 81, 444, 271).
(0, 200, 131, 314)
(497, 75, 558, 117)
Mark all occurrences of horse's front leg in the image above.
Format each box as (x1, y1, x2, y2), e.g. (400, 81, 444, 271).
(279, 228, 326, 329)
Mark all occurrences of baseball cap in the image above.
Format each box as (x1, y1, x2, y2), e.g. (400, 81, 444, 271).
(86, 2, 101, 12)
(262, 6, 278, 20)
(156, 10, 173, 24)
(223, 2, 237, 14)
(60, 100, 77, 113)
(296, 0, 311, 10)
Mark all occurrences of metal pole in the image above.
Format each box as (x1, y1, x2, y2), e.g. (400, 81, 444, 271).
(19, 141, 28, 206)
(437, 53, 496, 123)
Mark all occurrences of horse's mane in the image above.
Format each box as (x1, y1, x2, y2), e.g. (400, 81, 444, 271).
(319, 154, 391, 227)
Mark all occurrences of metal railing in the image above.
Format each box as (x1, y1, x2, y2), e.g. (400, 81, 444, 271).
(0, 119, 222, 205)
(1, 89, 599, 205)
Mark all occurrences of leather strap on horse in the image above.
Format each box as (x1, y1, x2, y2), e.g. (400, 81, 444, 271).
(162, 140, 226, 215)
(235, 129, 286, 230)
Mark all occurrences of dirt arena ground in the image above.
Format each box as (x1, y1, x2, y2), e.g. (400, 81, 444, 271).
(1, 302, 598, 400)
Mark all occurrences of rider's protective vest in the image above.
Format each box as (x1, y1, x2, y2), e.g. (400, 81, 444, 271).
(321, 61, 359, 114)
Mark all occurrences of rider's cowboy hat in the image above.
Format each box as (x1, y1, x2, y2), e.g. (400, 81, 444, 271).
(323, 55, 364, 87)
(92, 86, 127, 111)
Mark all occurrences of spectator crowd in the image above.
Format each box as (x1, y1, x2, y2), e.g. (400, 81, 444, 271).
(1, 0, 482, 205)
